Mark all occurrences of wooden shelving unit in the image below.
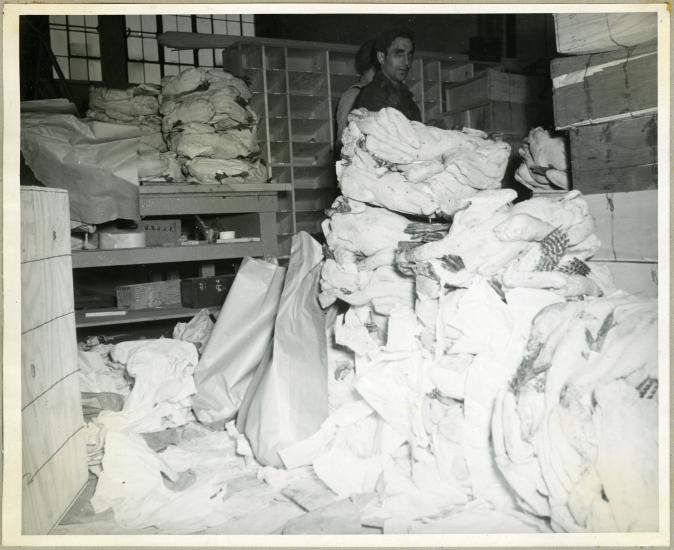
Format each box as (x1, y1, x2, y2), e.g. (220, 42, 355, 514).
(219, 37, 476, 256)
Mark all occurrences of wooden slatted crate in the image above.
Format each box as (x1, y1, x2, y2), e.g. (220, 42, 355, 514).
(553, 13, 657, 55)
(568, 113, 657, 194)
(584, 190, 657, 262)
(445, 68, 549, 114)
(551, 42, 657, 129)
(21, 186, 88, 534)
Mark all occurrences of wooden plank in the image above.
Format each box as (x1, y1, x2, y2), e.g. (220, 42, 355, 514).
(584, 190, 657, 262)
(22, 313, 78, 408)
(21, 255, 74, 333)
(23, 428, 88, 534)
(72, 240, 268, 268)
(158, 32, 470, 64)
(22, 374, 85, 484)
(552, 49, 656, 129)
(260, 212, 280, 256)
(553, 13, 657, 55)
(588, 260, 658, 297)
(445, 69, 548, 113)
(569, 114, 657, 194)
(20, 187, 70, 263)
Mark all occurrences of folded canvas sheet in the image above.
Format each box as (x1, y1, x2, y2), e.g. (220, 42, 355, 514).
(238, 232, 337, 467)
(21, 113, 142, 223)
(191, 258, 286, 423)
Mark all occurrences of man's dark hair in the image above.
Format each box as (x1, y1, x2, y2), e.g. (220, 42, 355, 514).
(354, 39, 380, 75)
(374, 27, 416, 56)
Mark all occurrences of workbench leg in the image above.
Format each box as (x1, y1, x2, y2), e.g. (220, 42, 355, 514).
(259, 212, 279, 257)
(199, 263, 216, 277)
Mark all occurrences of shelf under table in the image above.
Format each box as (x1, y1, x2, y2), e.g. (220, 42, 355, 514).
(75, 305, 221, 328)
(72, 241, 269, 268)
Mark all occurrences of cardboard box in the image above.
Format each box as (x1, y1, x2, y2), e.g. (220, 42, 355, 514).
(116, 279, 182, 310)
(141, 218, 181, 246)
(180, 275, 235, 308)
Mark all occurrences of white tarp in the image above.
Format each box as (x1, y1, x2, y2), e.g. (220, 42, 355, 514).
(21, 113, 142, 223)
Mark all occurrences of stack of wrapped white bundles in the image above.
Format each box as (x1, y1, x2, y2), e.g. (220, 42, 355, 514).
(515, 127, 570, 192)
(159, 67, 267, 184)
(86, 83, 184, 183)
(277, 108, 658, 534)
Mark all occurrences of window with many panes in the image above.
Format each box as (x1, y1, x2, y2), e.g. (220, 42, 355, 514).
(48, 15, 102, 81)
(126, 14, 255, 85)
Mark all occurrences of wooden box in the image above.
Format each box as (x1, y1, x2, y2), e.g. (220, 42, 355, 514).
(141, 218, 181, 246)
(553, 13, 657, 55)
(569, 114, 657, 194)
(551, 42, 657, 129)
(116, 279, 182, 310)
(21, 187, 88, 534)
(180, 275, 235, 308)
(444, 69, 548, 114)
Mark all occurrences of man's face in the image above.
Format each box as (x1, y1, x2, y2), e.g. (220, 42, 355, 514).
(379, 36, 414, 83)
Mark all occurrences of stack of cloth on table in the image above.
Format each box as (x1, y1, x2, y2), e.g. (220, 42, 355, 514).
(86, 83, 184, 184)
(158, 67, 267, 184)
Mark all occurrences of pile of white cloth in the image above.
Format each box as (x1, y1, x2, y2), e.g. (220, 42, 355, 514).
(158, 67, 266, 184)
(337, 107, 511, 217)
(514, 127, 570, 192)
(281, 108, 657, 533)
(493, 295, 658, 532)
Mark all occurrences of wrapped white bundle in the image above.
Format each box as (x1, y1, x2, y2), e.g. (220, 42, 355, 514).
(321, 196, 411, 271)
(185, 157, 267, 184)
(167, 123, 259, 159)
(138, 151, 185, 182)
(160, 67, 251, 101)
(515, 127, 570, 191)
(88, 84, 161, 123)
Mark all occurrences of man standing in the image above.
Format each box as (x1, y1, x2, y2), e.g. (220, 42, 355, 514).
(352, 28, 421, 122)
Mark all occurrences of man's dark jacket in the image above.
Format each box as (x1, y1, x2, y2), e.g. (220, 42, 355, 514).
(352, 71, 422, 122)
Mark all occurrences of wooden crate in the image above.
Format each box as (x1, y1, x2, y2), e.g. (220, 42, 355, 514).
(21, 187, 87, 534)
(553, 13, 657, 55)
(116, 279, 182, 310)
(569, 114, 657, 194)
(551, 42, 657, 129)
(444, 69, 548, 113)
(442, 100, 552, 136)
(584, 190, 657, 262)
